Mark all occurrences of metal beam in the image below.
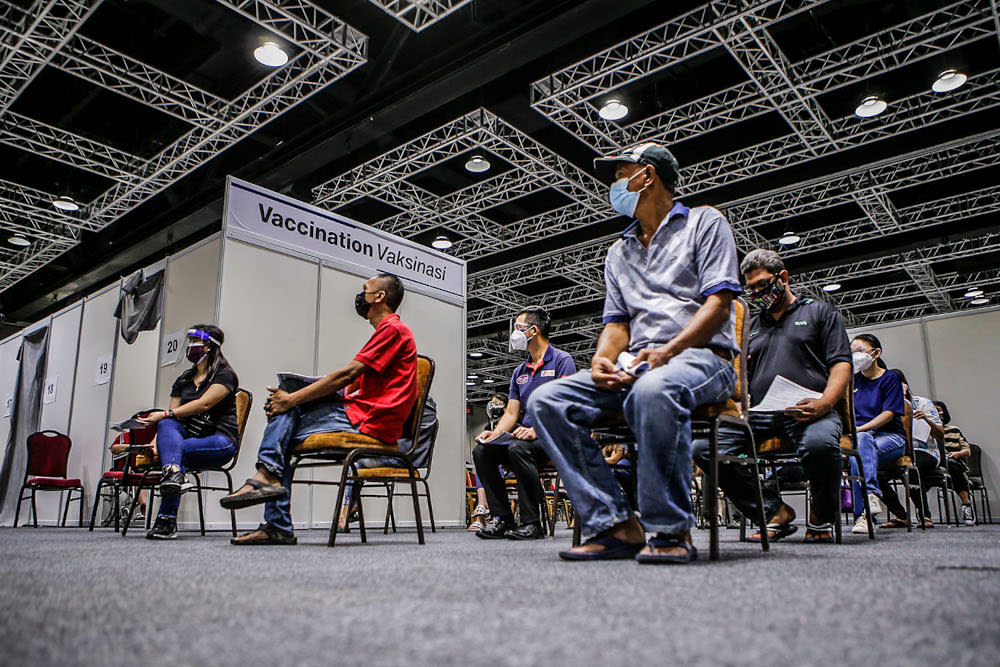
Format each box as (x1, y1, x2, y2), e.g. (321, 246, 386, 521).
(366, 0, 473, 32)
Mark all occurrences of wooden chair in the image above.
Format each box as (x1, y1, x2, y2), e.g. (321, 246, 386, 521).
(758, 375, 875, 543)
(122, 389, 252, 537)
(879, 401, 920, 532)
(14, 431, 85, 527)
(288, 355, 435, 547)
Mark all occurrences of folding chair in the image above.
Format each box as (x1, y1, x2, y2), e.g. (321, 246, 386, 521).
(288, 355, 435, 547)
(14, 431, 85, 527)
(967, 444, 993, 524)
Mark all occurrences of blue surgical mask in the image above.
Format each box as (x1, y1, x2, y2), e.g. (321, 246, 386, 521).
(608, 168, 650, 218)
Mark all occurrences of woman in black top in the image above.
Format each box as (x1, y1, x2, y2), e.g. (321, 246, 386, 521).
(140, 324, 239, 539)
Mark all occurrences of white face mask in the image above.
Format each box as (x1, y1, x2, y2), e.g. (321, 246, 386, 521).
(852, 351, 875, 374)
(508, 326, 535, 352)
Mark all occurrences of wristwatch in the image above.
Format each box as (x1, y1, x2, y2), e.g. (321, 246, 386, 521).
(166, 409, 175, 419)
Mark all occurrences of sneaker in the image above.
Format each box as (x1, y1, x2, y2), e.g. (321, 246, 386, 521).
(131, 507, 146, 525)
(476, 516, 515, 540)
(962, 504, 976, 526)
(146, 516, 177, 540)
(867, 493, 882, 516)
(852, 514, 875, 535)
(159, 467, 185, 497)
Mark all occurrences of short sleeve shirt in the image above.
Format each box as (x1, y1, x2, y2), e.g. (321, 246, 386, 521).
(345, 313, 418, 444)
(170, 367, 239, 441)
(854, 370, 905, 435)
(746, 297, 851, 406)
(508, 345, 576, 428)
(911, 395, 942, 458)
(602, 202, 741, 354)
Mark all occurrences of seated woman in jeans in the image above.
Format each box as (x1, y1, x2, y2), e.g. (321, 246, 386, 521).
(879, 369, 943, 529)
(139, 325, 240, 540)
(848, 333, 906, 534)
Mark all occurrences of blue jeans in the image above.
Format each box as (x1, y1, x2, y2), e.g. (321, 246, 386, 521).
(256, 397, 359, 535)
(155, 419, 235, 519)
(693, 410, 843, 525)
(528, 347, 736, 537)
(849, 431, 906, 517)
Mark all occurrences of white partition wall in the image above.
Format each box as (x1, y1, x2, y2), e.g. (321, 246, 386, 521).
(848, 321, 932, 398)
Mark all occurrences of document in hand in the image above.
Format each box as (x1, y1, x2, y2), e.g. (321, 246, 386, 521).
(475, 431, 518, 446)
(276, 372, 323, 392)
(912, 418, 931, 444)
(749, 375, 823, 413)
(616, 351, 651, 377)
(109, 418, 149, 432)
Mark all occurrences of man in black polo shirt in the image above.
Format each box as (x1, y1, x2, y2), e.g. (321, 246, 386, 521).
(473, 306, 576, 540)
(693, 249, 851, 543)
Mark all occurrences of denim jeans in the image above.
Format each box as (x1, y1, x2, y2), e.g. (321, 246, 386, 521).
(256, 397, 359, 535)
(155, 418, 235, 519)
(849, 430, 906, 517)
(528, 347, 736, 537)
(692, 410, 842, 525)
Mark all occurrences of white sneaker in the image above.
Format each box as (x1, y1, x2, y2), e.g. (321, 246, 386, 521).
(962, 504, 976, 526)
(867, 493, 882, 516)
(852, 514, 875, 535)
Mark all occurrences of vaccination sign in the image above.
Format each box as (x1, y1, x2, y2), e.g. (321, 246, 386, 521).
(225, 177, 465, 297)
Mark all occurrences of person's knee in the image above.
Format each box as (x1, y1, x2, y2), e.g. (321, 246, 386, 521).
(691, 438, 710, 464)
(472, 444, 487, 465)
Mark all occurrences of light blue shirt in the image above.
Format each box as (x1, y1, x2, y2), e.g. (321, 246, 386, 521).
(912, 395, 943, 462)
(602, 202, 741, 354)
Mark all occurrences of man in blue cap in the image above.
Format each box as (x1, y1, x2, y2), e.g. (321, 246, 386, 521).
(528, 142, 742, 564)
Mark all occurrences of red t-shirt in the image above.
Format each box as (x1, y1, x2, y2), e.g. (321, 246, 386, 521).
(344, 313, 418, 444)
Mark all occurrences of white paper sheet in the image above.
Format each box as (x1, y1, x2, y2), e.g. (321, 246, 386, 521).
(912, 417, 931, 443)
(749, 375, 823, 412)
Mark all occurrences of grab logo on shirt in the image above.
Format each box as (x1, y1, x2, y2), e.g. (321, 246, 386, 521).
(516, 375, 530, 385)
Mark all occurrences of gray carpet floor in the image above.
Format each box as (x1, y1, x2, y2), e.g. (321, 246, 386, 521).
(1, 521, 999, 667)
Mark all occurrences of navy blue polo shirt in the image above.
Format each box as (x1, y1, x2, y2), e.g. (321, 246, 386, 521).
(854, 370, 905, 435)
(746, 297, 851, 407)
(508, 344, 576, 428)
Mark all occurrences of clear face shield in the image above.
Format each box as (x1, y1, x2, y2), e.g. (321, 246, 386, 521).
(185, 328, 220, 364)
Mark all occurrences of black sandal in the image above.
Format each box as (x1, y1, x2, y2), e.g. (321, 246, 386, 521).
(803, 521, 835, 544)
(220, 478, 287, 509)
(748, 522, 797, 543)
(635, 534, 698, 564)
(230, 523, 297, 546)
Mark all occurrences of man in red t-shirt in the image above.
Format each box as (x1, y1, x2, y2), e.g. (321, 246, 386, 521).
(221, 273, 417, 545)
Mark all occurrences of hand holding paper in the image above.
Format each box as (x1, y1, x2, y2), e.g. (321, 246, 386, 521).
(749, 375, 823, 413)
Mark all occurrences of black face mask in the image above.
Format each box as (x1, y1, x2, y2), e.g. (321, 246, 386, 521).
(749, 277, 786, 312)
(354, 291, 371, 318)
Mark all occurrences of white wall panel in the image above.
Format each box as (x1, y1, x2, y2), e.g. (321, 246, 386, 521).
(39, 305, 82, 433)
(67, 288, 119, 521)
(847, 321, 931, 399)
(213, 239, 318, 530)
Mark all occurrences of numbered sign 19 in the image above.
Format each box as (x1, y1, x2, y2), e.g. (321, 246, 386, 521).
(95, 354, 113, 385)
(161, 330, 184, 367)
(43, 376, 59, 405)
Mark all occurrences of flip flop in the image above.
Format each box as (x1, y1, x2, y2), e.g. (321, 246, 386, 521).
(220, 478, 287, 510)
(558, 533, 645, 561)
(230, 523, 297, 546)
(747, 522, 797, 543)
(803, 522, 835, 544)
(881, 518, 911, 529)
(635, 535, 698, 564)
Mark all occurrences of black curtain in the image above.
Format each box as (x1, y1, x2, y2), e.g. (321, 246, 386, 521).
(0, 325, 50, 525)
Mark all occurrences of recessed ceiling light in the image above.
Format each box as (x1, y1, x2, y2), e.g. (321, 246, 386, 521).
(468, 351, 484, 358)
(823, 283, 842, 292)
(598, 98, 629, 121)
(484, 379, 495, 384)
(254, 41, 288, 67)
(52, 196, 79, 211)
(464, 155, 490, 173)
(963, 288, 984, 298)
(466, 381, 476, 386)
(778, 231, 801, 245)
(932, 69, 967, 93)
(431, 235, 453, 250)
(970, 297, 990, 306)
(467, 374, 479, 379)
(8, 234, 30, 247)
(855, 96, 888, 118)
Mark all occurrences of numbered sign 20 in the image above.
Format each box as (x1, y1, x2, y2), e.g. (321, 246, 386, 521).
(161, 330, 184, 367)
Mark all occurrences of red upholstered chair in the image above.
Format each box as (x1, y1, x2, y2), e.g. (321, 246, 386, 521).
(88, 421, 159, 533)
(14, 430, 85, 527)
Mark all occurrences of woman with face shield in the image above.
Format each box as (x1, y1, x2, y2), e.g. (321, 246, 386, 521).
(847, 333, 906, 535)
(139, 324, 240, 539)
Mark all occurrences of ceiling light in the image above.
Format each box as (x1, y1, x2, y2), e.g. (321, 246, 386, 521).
(431, 235, 453, 250)
(970, 297, 990, 306)
(963, 288, 984, 298)
(466, 381, 476, 386)
(855, 96, 888, 118)
(469, 351, 484, 358)
(52, 196, 79, 211)
(467, 374, 479, 379)
(778, 231, 801, 245)
(464, 155, 490, 173)
(254, 41, 288, 67)
(8, 234, 30, 247)
(823, 283, 842, 292)
(932, 69, 967, 93)
(598, 98, 629, 121)
(484, 379, 495, 384)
